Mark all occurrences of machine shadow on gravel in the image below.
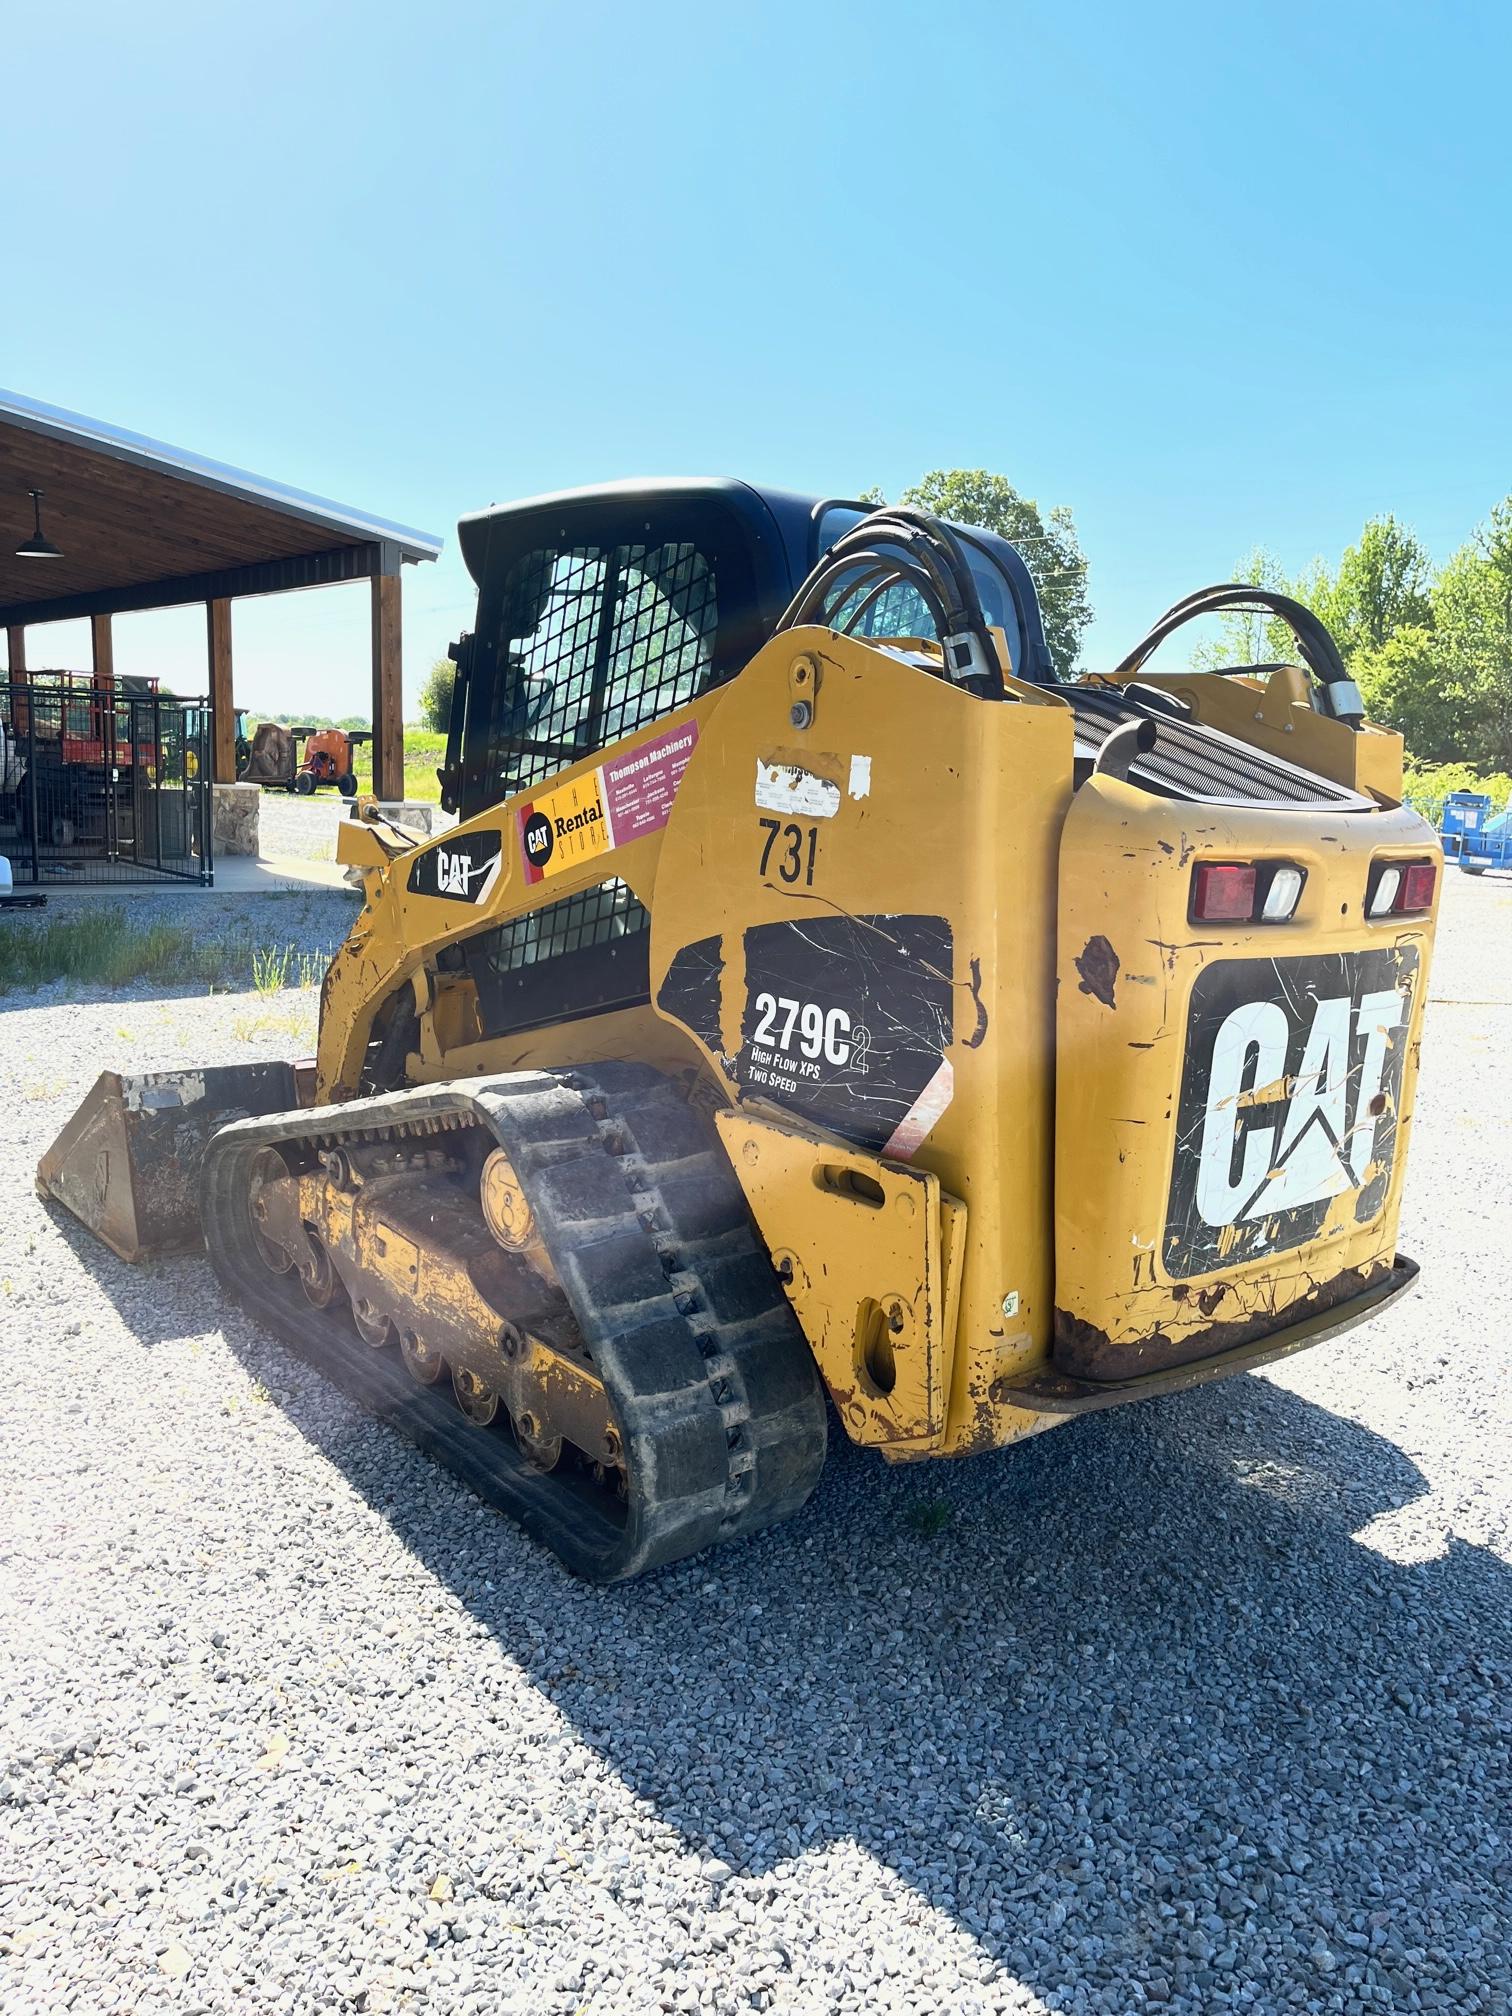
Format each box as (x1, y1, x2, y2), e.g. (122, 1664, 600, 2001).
(91, 1255, 1512, 2012)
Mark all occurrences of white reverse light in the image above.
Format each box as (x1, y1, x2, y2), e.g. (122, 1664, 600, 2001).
(1368, 866, 1402, 918)
(1261, 865, 1305, 921)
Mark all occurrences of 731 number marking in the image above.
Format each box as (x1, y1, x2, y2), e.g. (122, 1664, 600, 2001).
(758, 818, 818, 886)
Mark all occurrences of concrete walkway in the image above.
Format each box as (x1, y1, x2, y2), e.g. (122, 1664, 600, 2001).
(7, 851, 354, 899)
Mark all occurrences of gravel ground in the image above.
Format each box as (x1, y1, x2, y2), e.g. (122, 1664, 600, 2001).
(1, 873, 1508, 2016)
(257, 794, 451, 863)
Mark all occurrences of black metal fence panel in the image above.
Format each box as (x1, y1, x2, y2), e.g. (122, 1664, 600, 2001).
(0, 674, 214, 887)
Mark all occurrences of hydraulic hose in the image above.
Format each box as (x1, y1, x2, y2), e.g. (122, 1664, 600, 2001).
(1111, 585, 1365, 726)
(776, 508, 1005, 697)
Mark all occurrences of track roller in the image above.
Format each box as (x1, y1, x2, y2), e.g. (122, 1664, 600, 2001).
(200, 1066, 827, 1579)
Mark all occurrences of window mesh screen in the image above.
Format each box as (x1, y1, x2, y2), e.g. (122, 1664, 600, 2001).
(465, 879, 651, 1038)
(473, 877, 648, 976)
(483, 542, 717, 795)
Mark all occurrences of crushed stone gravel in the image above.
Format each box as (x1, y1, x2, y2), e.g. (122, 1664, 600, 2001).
(0, 872, 1507, 2015)
(257, 792, 453, 864)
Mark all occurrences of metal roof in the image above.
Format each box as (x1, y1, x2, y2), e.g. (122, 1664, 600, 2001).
(0, 386, 442, 563)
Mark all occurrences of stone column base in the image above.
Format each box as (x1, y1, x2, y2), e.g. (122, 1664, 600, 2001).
(213, 782, 260, 857)
(373, 801, 437, 837)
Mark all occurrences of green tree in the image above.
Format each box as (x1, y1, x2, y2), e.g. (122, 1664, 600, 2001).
(1354, 624, 1467, 764)
(865, 469, 1093, 678)
(1186, 547, 1294, 670)
(1427, 499, 1512, 769)
(417, 657, 457, 734)
(1189, 516, 1434, 681)
(1295, 515, 1433, 662)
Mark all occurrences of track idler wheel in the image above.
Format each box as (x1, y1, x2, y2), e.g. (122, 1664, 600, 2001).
(248, 1149, 295, 1274)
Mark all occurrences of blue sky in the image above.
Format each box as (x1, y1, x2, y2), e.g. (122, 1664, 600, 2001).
(5, 0, 1509, 715)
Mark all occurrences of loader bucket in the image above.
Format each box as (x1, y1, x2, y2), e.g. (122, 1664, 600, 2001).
(36, 1062, 300, 1264)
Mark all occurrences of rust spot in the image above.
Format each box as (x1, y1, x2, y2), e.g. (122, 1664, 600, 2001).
(1368, 1091, 1386, 1117)
(1197, 1282, 1229, 1317)
(1171, 1282, 1190, 1302)
(1074, 935, 1120, 1009)
(1157, 839, 1175, 856)
(1053, 1260, 1389, 1379)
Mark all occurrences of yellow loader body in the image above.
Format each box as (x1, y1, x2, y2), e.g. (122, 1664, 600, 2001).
(323, 625, 1431, 1460)
(39, 486, 1437, 1576)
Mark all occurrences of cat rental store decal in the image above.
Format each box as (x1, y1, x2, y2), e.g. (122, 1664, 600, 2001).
(519, 721, 700, 884)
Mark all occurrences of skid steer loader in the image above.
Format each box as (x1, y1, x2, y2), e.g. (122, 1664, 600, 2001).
(38, 484, 1439, 1579)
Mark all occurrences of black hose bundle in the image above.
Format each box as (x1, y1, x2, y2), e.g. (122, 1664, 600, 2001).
(1110, 584, 1364, 724)
(775, 508, 1004, 697)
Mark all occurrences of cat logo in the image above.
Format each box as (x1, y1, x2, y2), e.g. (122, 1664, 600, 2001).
(1165, 947, 1418, 1278)
(406, 832, 503, 906)
(1195, 988, 1403, 1225)
(437, 848, 490, 896)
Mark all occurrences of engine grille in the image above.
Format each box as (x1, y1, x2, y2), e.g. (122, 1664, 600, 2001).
(1066, 685, 1372, 810)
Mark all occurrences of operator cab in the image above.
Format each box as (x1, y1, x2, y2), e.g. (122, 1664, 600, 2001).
(444, 479, 1053, 821)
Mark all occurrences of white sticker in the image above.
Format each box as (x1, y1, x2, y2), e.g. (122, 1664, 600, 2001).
(848, 755, 872, 800)
(754, 760, 841, 820)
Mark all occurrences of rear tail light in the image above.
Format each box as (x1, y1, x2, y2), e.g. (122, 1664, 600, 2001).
(1401, 861, 1437, 911)
(1367, 858, 1436, 918)
(1191, 861, 1305, 924)
(1260, 865, 1305, 921)
(1191, 863, 1257, 922)
(1367, 867, 1401, 918)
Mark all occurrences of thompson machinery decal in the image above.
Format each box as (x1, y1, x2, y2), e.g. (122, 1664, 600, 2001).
(1164, 945, 1419, 1279)
(407, 831, 503, 905)
(518, 720, 699, 884)
(737, 914, 954, 1156)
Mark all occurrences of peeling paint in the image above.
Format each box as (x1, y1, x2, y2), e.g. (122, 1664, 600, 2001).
(962, 957, 989, 1049)
(1074, 935, 1120, 1009)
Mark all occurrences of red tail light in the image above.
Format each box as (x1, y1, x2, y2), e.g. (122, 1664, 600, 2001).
(1368, 858, 1437, 918)
(1191, 863, 1257, 922)
(1400, 861, 1437, 912)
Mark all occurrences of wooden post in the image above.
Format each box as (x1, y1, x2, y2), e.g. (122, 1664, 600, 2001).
(207, 598, 236, 783)
(5, 624, 25, 732)
(370, 551, 403, 802)
(90, 612, 114, 688)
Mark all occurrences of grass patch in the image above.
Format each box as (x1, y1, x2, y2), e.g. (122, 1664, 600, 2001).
(904, 1499, 953, 1539)
(402, 730, 445, 805)
(1, 906, 340, 997)
(1, 910, 232, 993)
(251, 944, 328, 993)
(237, 1006, 318, 1044)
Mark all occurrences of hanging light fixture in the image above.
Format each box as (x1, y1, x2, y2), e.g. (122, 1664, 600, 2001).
(15, 488, 63, 560)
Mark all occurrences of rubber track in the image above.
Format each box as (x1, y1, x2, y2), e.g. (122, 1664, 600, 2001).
(201, 1064, 827, 1581)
